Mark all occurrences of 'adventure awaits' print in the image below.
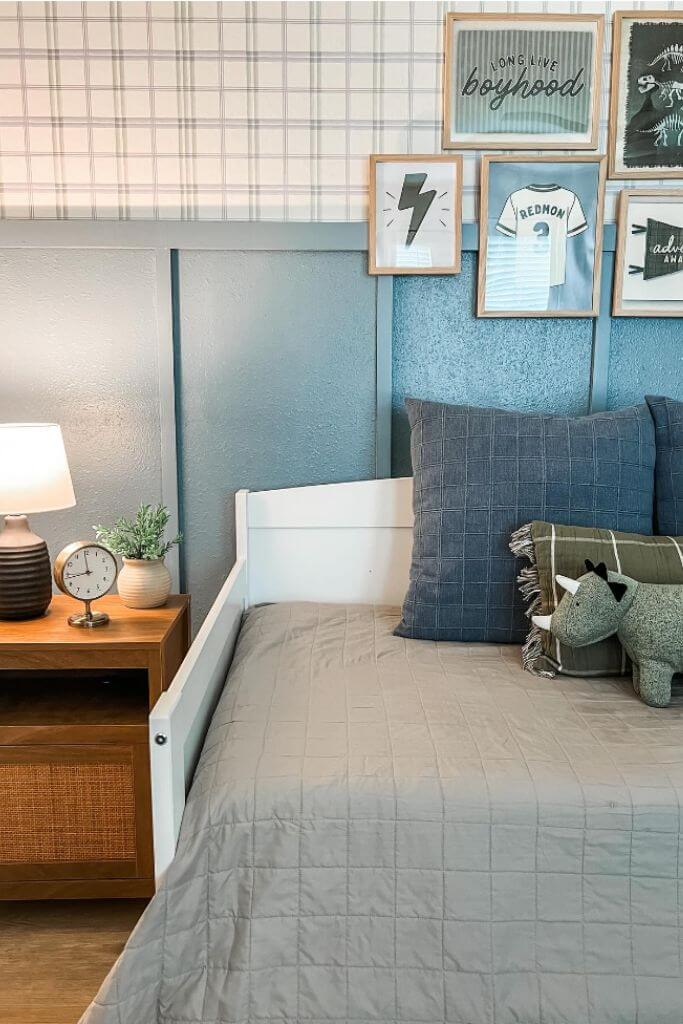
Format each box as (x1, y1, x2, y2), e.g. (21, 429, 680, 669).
(616, 193, 683, 314)
(631, 219, 683, 280)
(451, 27, 594, 136)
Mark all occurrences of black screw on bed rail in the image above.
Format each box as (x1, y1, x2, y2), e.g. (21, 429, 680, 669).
(154, 733, 168, 745)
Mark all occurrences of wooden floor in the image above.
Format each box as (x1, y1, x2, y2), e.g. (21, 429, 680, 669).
(0, 900, 147, 1024)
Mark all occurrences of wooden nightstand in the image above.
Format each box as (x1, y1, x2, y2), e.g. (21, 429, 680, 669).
(0, 594, 190, 900)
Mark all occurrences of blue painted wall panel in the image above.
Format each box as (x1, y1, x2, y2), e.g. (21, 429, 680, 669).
(0, 248, 163, 576)
(606, 317, 683, 410)
(178, 250, 377, 626)
(392, 253, 594, 475)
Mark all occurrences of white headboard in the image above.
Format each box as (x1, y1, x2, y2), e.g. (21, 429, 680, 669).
(240, 477, 414, 607)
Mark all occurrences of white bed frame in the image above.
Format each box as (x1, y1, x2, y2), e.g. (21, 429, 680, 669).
(149, 477, 413, 879)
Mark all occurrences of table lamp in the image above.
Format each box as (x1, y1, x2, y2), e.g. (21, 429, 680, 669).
(0, 424, 76, 620)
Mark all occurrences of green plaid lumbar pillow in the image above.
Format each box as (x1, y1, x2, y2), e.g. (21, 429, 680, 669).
(511, 521, 683, 677)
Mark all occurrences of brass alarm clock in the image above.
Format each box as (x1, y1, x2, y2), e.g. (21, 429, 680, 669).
(53, 541, 118, 627)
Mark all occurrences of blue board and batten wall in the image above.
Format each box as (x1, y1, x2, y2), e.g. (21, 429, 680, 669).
(392, 224, 683, 475)
(1, 221, 681, 630)
(176, 247, 378, 624)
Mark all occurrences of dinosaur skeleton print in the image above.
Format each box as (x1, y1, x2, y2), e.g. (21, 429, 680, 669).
(614, 16, 683, 175)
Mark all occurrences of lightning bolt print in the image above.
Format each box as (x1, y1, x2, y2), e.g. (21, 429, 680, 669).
(397, 173, 436, 247)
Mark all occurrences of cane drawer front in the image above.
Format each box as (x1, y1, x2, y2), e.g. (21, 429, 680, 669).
(0, 596, 190, 898)
(0, 743, 152, 882)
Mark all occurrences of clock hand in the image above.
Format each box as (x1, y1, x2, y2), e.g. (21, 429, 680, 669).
(65, 571, 90, 579)
(83, 550, 91, 573)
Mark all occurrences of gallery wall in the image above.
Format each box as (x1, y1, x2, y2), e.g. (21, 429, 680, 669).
(0, 0, 678, 222)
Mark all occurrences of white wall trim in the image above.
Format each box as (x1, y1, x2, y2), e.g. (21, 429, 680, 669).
(0, 221, 368, 251)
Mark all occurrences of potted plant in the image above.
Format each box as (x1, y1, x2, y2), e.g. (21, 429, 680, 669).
(94, 504, 181, 609)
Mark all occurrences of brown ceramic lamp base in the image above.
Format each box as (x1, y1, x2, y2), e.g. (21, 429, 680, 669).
(0, 515, 52, 620)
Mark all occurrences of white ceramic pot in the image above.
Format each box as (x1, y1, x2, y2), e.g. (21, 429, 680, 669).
(117, 557, 171, 609)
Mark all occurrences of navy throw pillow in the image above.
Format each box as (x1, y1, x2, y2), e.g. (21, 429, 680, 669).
(646, 395, 683, 535)
(395, 398, 656, 643)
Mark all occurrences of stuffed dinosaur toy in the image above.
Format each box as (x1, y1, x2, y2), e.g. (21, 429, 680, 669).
(532, 560, 683, 708)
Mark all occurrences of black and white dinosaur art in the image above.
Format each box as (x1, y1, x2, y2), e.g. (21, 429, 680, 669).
(639, 112, 683, 148)
(649, 43, 683, 73)
(638, 73, 683, 108)
(623, 32, 683, 167)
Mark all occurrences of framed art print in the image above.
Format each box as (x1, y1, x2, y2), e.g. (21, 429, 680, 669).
(609, 11, 683, 178)
(369, 155, 462, 275)
(443, 13, 603, 150)
(478, 155, 606, 318)
(613, 190, 683, 317)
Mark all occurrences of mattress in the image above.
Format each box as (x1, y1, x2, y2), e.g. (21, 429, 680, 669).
(81, 602, 683, 1024)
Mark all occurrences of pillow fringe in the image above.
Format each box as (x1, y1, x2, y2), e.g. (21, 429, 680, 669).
(509, 523, 556, 679)
(509, 523, 536, 563)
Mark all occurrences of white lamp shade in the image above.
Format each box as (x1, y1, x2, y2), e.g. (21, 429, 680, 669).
(0, 423, 76, 515)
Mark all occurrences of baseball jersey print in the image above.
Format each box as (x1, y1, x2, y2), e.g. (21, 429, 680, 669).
(496, 185, 588, 287)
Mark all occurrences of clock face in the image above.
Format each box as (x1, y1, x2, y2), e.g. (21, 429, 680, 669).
(60, 545, 117, 601)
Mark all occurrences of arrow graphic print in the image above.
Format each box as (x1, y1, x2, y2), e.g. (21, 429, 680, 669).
(397, 173, 436, 247)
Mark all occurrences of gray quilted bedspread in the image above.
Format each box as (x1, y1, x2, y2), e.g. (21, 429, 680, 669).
(82, 603, 683, 1024)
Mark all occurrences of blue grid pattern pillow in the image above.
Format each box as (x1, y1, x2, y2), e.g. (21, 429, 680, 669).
(395, 398, 656, 643)
(646, 395, 683, 535)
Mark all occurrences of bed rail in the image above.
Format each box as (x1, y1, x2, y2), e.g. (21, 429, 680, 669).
(149, 478, 414, 880)
(149, 553, 247, 880)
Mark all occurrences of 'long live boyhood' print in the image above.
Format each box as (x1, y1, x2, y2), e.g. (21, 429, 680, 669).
(451, 26, 594, 136)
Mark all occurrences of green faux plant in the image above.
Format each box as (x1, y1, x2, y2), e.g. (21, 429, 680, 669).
(94, 504, 182, 561)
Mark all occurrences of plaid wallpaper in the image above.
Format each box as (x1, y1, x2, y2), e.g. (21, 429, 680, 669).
(0, 1, 676, 221)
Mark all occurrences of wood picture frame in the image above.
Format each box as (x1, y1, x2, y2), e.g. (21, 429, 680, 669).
(613, 189, 683, 317)
(477, 155, 606, 319)
(442, 12, 603, 151)
(368, 154, 462, 276)
(608, 10, 683, 179)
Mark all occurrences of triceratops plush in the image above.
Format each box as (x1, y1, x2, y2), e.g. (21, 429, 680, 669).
(532, 560, 683, 708)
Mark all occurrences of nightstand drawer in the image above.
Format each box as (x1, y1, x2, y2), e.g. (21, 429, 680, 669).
(0, 593, 190, 899)
(0, 742, 154, 897)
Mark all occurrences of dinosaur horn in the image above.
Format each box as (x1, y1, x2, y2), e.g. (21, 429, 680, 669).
(556, 574, 579, 595)
(532, 614, 552, 631)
